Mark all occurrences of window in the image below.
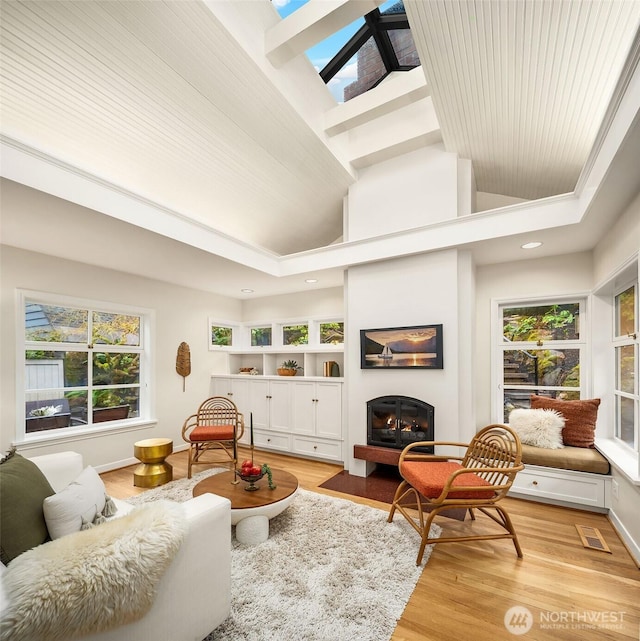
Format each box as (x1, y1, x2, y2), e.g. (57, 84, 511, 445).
(613, 284, 638, 450)
(282, 324, 308, 346)
(250, 326, 272, 347)
(496, 299, 586, 422)
(320, 321, 344, 345)
(23, 294, 148, 438)
(275, 0, 419, 103)
(210, 324, 233, 347)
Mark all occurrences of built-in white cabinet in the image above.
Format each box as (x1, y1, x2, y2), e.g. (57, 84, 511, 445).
(510, 464, 611, 511)
(210, 375, 343, 462)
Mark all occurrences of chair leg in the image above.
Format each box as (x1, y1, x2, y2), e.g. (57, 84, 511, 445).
(495, 505, 523, 558)
(187, 445, 193, 479)
(387, 480, 408, 522)
(416, 509, 439, 566)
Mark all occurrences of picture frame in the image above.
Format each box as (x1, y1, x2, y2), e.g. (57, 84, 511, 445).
(360, 324, 443, 369)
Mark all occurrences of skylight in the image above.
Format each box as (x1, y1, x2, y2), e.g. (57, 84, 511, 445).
(274, 0, 420, 103)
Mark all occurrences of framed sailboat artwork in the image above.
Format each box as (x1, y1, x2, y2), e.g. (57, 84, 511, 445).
(360, 324, 443, 369)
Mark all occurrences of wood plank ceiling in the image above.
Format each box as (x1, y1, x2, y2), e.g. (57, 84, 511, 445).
(406, 0, 640, 200)
(1, 0, 639, 261)
(0, 0, 353, 255)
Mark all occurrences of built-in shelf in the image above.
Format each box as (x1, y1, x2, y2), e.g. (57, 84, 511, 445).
(226, 349, 344, 378)
(209, 316, 344, 378)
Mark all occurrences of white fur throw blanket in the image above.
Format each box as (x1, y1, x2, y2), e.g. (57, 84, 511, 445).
(1, 501, 187, 641)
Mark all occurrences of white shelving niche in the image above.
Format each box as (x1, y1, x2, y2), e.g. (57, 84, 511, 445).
(209, 316, 345, 463)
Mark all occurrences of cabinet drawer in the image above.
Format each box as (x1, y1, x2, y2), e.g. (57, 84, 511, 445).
(292, 436, 342, 461)
(253, 430, 290, 452)
(511, 465, 609, 508)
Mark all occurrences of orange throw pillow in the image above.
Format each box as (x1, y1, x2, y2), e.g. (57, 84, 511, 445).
(530, 395, 600, 448)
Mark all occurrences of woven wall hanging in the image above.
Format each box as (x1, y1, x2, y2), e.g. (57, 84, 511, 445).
(176, 342, 191, 391)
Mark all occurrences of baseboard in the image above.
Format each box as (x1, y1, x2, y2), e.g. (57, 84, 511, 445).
(93, 443, 190, 474)
(607, 508, 640, 568)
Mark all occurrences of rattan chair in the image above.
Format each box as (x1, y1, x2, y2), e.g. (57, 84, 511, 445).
(388, 424, 524, 565)
(181, 396, 245, 479)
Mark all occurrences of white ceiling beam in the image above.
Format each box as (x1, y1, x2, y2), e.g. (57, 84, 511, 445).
(346, 97, 442, 168)
(278, 194, 582, 275)
(265, 0, 385, 67)
(0, 138, 282, 276)
(325, 67, 430, 135)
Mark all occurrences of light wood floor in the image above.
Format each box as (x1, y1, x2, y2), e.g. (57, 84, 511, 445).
(102, 447, 640, 641)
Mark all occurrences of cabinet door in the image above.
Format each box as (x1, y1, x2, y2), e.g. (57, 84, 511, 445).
(228, 378, 249, 414)
(211, 376, 232, 398)
(269, 380, 291, 432)
(315, 382, 342, 439)
(248, 379, 270, 431)
(291, 381, 316, 436)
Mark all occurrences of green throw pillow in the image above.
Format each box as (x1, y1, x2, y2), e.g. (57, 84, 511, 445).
(0, 452, 55, 564)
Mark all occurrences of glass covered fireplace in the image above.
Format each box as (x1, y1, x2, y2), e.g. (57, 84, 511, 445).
(367, 395, 434, 453)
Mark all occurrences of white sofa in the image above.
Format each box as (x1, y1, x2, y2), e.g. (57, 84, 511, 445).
(1, 451, 231, 641)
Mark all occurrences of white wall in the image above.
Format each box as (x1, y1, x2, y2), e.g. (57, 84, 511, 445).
(241, 287, 343, 322)
(475, 191, 528, 212)
(345, 250, 469, 475)
(346, 145, 459, 242)
(593, 190, 640, 286)
(0, 245, 240, 469)
(474, 251, 594, 426)
(592, 190, 640, 564)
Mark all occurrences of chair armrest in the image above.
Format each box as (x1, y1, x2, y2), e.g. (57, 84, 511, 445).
(79, 493, 232, 641)
(181, 414, 198, 441)
(28, 451, 84, 492)
(399, 441, 469, 465)
(136, 493, 231, 637)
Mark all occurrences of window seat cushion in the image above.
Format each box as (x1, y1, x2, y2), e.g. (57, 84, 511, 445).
(521, 443, 610, 474)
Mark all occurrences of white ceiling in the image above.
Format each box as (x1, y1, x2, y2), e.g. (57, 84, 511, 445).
(406, 0, 640, 200)
(1, 0, 639, 298)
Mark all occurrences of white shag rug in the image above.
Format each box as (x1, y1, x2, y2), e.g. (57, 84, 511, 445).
(128, 469, 441, 641)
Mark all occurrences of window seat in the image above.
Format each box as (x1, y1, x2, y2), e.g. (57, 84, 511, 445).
(520, 444, 610, 474)
(511, 445, 612, 511)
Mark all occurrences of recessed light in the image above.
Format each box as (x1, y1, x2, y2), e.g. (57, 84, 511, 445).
(240, 288, 254, 293)
(305, 279, 318, 284)
(521, 241, 543, 250)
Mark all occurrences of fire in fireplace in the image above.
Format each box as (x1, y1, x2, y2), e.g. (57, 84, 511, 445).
(367, 395, 434, 453)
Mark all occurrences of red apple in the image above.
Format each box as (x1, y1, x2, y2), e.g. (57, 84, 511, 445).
(250, 465, 262, 476)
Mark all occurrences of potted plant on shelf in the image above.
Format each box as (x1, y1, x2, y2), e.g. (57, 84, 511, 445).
(277, 360, 301, 376)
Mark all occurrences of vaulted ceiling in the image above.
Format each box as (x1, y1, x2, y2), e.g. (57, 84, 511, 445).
(1, 0, 639, 297)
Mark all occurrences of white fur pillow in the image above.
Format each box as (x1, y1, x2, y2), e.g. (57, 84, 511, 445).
(509, 408, 565, 449)
(43, 466, 107, 539)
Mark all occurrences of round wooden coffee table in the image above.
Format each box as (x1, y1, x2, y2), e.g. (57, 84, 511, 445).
(193, 468, 298, 544)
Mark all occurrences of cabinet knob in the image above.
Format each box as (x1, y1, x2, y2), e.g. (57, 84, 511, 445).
(532, 480, 538, 486)
(267, 438, 271, 443)
(313, 445, 317, 450)
(228, 392, 233, 396)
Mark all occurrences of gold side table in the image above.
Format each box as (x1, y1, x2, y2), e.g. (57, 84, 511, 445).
(133, 438, 173, 488)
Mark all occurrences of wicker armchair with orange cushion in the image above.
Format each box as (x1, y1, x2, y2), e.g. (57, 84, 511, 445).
(181, 397, 245, 479)
(388, 424, 524, 565)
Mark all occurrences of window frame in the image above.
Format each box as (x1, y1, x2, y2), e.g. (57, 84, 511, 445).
(612, 281, 638, 452)
(492, 295, 590, 423)
(208, 319, 238, 350)
(17, 290, 154, 444)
